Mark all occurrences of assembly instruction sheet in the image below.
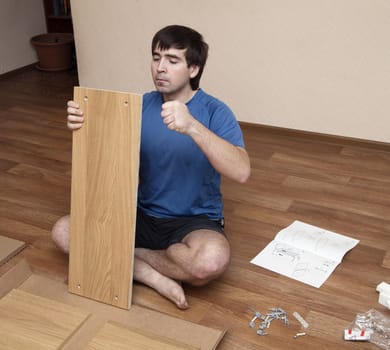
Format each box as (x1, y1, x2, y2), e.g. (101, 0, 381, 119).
(251, 221, 359, 288)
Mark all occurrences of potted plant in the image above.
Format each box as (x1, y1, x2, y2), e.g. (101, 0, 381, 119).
(31, 33, 74, 71)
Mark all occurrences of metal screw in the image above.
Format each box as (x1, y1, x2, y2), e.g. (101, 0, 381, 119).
(250, 306, 289, 336)
(257, 329, 268, 336)
(249, 311, 261, 328)
(249, 316, 257, 328)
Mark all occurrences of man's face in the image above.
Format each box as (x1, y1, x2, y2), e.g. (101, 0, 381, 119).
(151, 46, 199, 101)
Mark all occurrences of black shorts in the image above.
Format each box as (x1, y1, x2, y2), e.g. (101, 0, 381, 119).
(135, 209, 225, 250)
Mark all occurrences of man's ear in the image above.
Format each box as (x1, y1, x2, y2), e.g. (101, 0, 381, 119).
(189, 65, 200, 78)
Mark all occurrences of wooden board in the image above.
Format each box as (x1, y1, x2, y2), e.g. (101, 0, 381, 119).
(0, 260, 226, 350)
(85, 321, 199, 350)
(0, 289, 90, 350)
(23, 273, 225, 350)
(0, 259, 32, 299)
(0, 235, 26, 265)
(68, 87, 142, 309)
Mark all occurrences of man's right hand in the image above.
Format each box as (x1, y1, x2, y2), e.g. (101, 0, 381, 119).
(67, 100, 84, 130)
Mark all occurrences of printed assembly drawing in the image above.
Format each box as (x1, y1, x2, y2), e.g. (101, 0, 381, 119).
(251, 221, 359, 288)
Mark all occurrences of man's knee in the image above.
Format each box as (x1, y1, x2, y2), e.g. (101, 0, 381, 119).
(190, 241, 231, 283)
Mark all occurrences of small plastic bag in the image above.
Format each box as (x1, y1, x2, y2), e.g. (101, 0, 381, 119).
(345, 309, 390, 349)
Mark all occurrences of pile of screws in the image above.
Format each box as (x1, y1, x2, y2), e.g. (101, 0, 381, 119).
(249, 307, 289, 336)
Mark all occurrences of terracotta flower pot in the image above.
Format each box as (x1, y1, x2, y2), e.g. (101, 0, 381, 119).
(31, 33, 74, 71)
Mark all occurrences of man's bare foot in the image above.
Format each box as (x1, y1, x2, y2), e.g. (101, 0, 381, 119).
(134, 257, 188, 309)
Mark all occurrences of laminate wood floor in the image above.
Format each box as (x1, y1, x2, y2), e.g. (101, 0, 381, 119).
(0, 68, 389, 349)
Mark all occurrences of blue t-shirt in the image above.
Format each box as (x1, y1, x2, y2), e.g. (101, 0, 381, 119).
(138, 89, 245, 220)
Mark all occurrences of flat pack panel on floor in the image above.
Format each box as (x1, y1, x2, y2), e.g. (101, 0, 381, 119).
(0, 261, 226, 350)
(0, 289, 90, 350)
(85, 321, 199, 350)
(68, 87, 142, 309)
(0, 236, 26, 265)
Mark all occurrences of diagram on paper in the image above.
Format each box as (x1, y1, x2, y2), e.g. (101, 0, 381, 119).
(251, 221, 359, 288)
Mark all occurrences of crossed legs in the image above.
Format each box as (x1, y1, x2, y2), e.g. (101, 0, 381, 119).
(51, 215, 231, 309)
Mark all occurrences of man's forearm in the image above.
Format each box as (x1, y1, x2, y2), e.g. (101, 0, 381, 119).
(187, 119, 250, 183)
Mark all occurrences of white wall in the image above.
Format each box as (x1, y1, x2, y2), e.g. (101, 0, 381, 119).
(71, 0, 390, 143)
(0, 0, 46, 74)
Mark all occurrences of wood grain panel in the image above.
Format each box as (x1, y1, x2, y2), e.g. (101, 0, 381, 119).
(68, 87, 142, 309)
(85, 322, 198, 350)
(0, 289, 89, 350)
(15, 272, 226, 350)
(0, 235, 26, 265)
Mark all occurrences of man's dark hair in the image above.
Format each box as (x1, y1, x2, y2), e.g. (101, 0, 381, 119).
(152, 25, 209, 90)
